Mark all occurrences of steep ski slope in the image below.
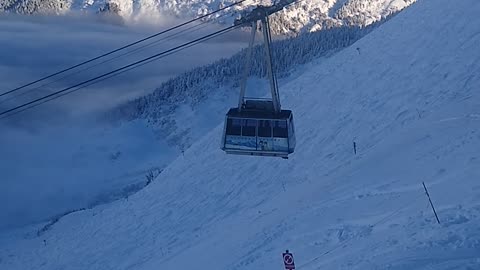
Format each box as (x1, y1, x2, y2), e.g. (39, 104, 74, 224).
(1, 0, 480, 269)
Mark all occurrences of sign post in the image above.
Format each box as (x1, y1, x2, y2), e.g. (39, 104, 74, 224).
(282, 250, 295, 270)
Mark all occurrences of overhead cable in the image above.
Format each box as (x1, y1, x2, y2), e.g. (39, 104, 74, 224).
(0, 0, 246, 98)
(0, 25, 240, 119)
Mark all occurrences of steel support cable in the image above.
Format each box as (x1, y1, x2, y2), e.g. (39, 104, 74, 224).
(0, 26, 239, 120)
(0, 25, 240, 119)
(0, 13, 229, 106)
(0, 0, 246, 98)
(0, 0, 303, 118)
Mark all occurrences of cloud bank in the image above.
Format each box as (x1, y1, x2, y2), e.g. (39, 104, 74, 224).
(0, 14, 247, 230)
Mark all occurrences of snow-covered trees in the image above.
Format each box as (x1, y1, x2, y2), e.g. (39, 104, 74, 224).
(335, 0, 417, 26)
(0, 0, 71, 14)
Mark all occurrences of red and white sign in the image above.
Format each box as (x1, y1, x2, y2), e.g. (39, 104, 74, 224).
(282, 250, 295, 270)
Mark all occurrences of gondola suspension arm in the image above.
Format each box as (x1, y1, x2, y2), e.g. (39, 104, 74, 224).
(234, 0, 295, 113)
(238, 21, 257, 111)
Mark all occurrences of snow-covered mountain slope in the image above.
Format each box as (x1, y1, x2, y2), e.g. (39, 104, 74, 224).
(2, 0, 480, 269)
(0, 119, 176, 230)
(0, 0, 416, 34)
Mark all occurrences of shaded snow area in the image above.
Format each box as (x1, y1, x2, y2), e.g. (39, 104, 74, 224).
(0, 120, 177, 230)
(1, 0, 480, 269)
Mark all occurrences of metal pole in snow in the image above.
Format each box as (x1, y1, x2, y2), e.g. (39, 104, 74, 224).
(422, 181, 440, 224)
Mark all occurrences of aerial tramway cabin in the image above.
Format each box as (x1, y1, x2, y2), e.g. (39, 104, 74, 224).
(221, 100, 295, 158)
(220, 3, 296, 159)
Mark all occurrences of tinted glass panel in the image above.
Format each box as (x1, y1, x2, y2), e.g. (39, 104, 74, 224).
(258, 120, 272, 137)
(241, 119, 257, 136)
(273, 120, 288, 138)
(226, 118, 241, 135)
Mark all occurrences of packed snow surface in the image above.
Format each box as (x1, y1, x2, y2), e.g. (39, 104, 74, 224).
(1, 0, 480, 269)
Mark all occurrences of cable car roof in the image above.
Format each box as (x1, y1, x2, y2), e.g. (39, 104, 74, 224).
(226, 108, 292, 120)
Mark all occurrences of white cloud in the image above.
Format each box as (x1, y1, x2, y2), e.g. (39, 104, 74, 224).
(0, 13, 246, 122)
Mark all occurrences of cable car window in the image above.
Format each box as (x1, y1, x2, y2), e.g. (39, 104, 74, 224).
(273, 120, 288, 138)
(226, 118, 241, 136)
(258, 120, 272, 137)
(289, 115, 295, 136)
(241, 119, 257, 136)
